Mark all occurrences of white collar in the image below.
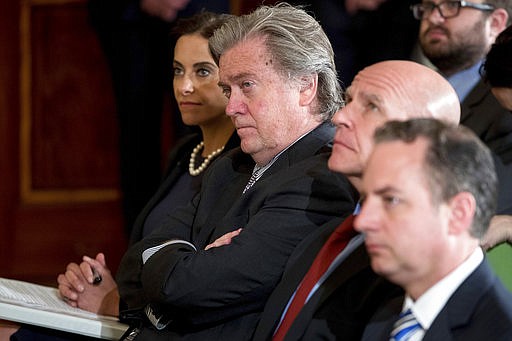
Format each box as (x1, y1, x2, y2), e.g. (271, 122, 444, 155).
(403, 247, 483, 330)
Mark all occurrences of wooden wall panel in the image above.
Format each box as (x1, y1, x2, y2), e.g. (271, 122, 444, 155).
(0, 0, 126, 285)
(20, 0, 120, 204)
(0, 0, 21, 278)
(29, 4, 119, 190)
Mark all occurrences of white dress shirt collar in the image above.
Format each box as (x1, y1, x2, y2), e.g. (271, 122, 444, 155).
(402, 247, 484, 338)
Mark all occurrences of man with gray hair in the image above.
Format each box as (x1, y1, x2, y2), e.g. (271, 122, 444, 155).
(115, 4, 356, 340)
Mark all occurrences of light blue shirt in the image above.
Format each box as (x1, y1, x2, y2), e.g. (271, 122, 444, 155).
(446, 61, 483, 102)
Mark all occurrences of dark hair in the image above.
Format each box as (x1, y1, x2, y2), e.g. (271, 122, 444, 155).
(374, 118, 497, 238)
(172, 11, 233, 39)
(482, 25, 512, 87)
(209, 3, 343, 121)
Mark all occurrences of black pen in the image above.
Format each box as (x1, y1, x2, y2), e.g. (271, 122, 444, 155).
(92, 267, 102, 285)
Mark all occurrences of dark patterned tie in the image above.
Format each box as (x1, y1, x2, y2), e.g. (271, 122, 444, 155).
(390, 309, 422, 341)
(272, 215, 357, 341)
(243, 168, 260, 194)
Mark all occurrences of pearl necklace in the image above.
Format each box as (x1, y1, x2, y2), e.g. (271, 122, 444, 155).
(189, 141, 225, 176)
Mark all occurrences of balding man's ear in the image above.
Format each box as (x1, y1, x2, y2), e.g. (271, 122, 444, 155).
(489, 8, 509, 39)
(299, 74, 318, 107)
(447, 191, 476, 236)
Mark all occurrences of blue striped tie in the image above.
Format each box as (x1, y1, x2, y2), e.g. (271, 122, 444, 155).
(390, 309, 422, 341)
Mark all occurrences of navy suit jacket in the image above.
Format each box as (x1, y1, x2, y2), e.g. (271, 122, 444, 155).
(460, 80, 512, 214)
(116, 122, 358, 340)
(252, 217, 402, 341)
(362, 259, 512, 340)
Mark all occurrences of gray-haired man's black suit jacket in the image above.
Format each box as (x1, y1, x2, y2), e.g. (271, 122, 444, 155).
(116, 122, 358, 340)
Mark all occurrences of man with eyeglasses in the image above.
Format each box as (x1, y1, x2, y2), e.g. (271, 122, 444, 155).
(412, 0, 512, 216)
(411, 0, 495, 19)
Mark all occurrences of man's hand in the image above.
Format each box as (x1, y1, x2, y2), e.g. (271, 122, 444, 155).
(481, 215, 512, 251)
(205, 228, 243, 250)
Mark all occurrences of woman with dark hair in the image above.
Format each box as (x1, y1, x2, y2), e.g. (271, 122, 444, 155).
(2, 11, 238, 340)
(56, 10, 238, 318)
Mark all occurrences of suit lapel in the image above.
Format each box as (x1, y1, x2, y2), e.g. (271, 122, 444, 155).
(423, 260, 495, 340)
(253, 122, 335, 183)
(306, 239, 367, 308)
(253, 218, 341, 340)
(460, 80, 488, 124)
(284, 242, 369, 340)
(459, 79, 512, 146)
(361, 295, 403, 341)
(198, 122, 337, 247)
(192, 148, 253, 247)
(130, 132, 241, 245)
(364, 260, 498, 341)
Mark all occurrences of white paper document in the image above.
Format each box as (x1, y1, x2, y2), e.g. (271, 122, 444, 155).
(0, 277, 128, 339)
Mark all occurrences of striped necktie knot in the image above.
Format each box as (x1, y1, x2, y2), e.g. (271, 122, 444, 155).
(390, 309, 422, 341)
(243, 168, 260, 194)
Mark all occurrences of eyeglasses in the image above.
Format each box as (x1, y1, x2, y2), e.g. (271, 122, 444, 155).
(410, 1, 495, 20)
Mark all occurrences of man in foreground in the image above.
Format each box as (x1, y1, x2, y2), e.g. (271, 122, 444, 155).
(359, 118, 512, 340)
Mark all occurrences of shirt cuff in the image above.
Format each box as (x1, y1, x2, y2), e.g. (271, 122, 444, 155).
(142, 240, 197, 264)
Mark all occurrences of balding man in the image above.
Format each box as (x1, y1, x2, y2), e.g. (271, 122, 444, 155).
(251, 60, 460, 341)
